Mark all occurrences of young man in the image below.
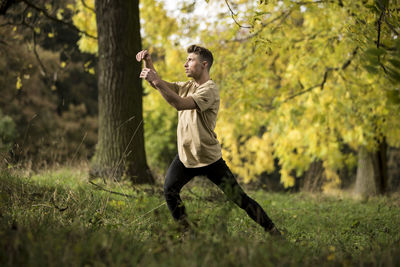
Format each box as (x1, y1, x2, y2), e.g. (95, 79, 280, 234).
(136, 45, 281, 236)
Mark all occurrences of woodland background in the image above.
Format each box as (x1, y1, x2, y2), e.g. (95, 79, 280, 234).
(1, 0, 400, 195)
(1, 1, 400, 266)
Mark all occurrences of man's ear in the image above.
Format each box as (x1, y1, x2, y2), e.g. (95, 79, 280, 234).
(202, 61, 208, 70)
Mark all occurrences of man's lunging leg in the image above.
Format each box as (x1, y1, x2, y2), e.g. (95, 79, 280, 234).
(206, 158, 279, 233)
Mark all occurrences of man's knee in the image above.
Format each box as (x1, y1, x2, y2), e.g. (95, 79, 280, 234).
(225, 189, 248, 208)
(220, 181, 246, 206)
(163, 182, 178, 199)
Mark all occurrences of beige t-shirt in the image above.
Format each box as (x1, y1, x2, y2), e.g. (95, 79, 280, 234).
(172, 80, 222, 168)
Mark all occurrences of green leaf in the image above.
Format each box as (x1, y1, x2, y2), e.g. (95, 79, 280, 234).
(365, 4, 380, 14)
(365, 47, 386, 57)
(363, 65, 378, 74)
(388, 59, 400, 69)
(386, 90, 400, 104)
(386, 66, 400, 83)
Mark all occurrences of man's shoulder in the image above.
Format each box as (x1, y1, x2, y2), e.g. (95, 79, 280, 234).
(174, 80, 192, 88)
(199, 79, 218, 90)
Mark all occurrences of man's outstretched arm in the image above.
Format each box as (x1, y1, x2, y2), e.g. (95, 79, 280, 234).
(136, 50, 197, 111)
(139, 68, 197, 111)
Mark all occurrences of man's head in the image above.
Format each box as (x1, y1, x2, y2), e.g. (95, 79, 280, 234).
(184, 44, 213, 79)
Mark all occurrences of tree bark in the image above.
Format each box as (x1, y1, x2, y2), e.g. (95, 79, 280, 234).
(301, 160, 326, 192)
(354, 141, 387, 197)
(91, 0, 153, 183)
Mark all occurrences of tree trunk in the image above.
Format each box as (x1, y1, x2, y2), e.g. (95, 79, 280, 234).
(354, 141, 387, 197)
(301, 161, 326, 192)
(91, 0, 153, 183)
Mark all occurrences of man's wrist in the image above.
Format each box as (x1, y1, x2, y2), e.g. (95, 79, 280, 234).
(152, 77, 162, 87)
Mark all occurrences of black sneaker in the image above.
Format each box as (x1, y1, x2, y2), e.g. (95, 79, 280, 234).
(269, 226, 282, 236)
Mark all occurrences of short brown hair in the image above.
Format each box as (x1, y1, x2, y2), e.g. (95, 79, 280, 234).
(187, 44, 213, 71)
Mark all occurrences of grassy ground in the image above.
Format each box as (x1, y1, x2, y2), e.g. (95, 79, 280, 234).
(0, 167, 399, 266)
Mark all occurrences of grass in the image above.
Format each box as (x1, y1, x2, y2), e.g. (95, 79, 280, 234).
(0, 167, 399, 266)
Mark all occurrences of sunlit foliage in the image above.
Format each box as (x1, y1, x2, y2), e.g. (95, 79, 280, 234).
(202, 0, 400, 188)
(72, 0, 400, 187)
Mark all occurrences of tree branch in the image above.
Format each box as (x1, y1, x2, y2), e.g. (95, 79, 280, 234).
(279, 47, 358, 105)
(89, 181, 136, 198)
(89, 180, 163, 197)
(32, 28, 48, 78)
(377, 11, 383, 48)
(383, 16, 400, 36)
(81, 0, 95, 13)
(224, 0, 252, 29)
(22, 0, 97, 39)
(291, 0, 331, 4)
(0, 38, 7, 46)
(230, 10, 292, 42)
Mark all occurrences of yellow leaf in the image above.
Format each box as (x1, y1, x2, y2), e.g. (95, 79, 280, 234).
(34, 27, 41, 34)
(16, 76, 22, 90)
(57, 9, 64, 20)
(60, 62, 66, 68)
(48, 32, 54, 38)
(27, 12, 32, 18)
(88, 68, 95, 75)
(12, 26, 17, 31)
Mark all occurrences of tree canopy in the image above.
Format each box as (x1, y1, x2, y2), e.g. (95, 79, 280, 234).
(1, 0, 399, 191)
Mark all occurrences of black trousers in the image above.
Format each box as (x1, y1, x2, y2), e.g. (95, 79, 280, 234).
(164, 154, 275, 231)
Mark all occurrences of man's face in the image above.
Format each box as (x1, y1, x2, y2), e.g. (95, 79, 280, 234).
(184, 53, 206, 78)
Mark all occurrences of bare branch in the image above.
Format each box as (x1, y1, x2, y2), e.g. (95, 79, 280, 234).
(377, 11, 384, 48)
(89, 181, 135, 198)
(224, 0, 252, 29)
(32, 28, 48, 77)
(231, 10, 292, 42)
(271, 9, 292, 34)
(281, 85, 319, 103)
(291, 0, 335, 5)
(81, 0, 95, 13)
(89, 180, 163, 197)
(383, 15, 400, 36)
(341, 47, 358, 70)
(320, 67, 332, 90)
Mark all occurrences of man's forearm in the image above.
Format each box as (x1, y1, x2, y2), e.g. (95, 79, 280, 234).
(153, 79, 197, 111)
(153, 79, 181, 109)
(144, 59, 156, 72)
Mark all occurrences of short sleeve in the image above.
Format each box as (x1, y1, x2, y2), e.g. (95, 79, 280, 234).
(191, 83, 215, 112)
(172, 81, 186, 94)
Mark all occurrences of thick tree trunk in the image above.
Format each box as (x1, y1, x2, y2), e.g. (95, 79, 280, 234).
(301, 161, 326, 192)
(91, 0, 153, 183)
(354, 142, 387, 197)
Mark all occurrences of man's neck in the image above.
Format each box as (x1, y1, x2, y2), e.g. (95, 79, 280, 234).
(193, 72, 210, 86)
